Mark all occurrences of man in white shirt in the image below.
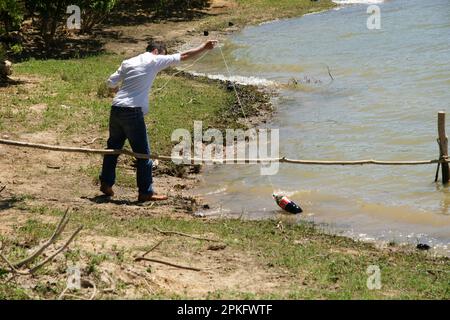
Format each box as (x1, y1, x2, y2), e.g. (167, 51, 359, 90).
(100, 40, 217, 202)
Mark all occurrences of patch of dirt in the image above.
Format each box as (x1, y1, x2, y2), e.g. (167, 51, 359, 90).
(29, 103, 47, 114)
(0, 0, 284, 299)
(74, 233, 293, 298)
(0, 141, 201, 217)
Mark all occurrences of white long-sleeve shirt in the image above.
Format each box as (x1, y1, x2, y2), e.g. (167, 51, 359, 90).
(107, 52, 181, 115)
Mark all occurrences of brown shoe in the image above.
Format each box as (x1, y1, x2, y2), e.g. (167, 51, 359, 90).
(138, 192, 168, 202)
(100, 182, 114, 197)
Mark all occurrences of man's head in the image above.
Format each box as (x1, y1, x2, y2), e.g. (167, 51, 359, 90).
(146, 40, 167, 55)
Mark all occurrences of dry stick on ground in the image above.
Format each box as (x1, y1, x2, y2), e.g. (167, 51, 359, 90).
(58, 279, 97, 300)
(141, 239, 165, 258)
(135, 239, 202, 272)
(101, 270, 117, 293)
(57, 286, 69, 300)
(29, 226, 83, 274)
(140, 276, 155, 296)
(0, 245, 30, 275)
(85, 279, 97, 300)
(125, 268, 156, 295)
(0, 209, 83, 275)
(0, 185, 5, 194)
(14, 208, 70, 268)
(153, 226, 219, 242)
(0, 242, 23, 281)
(135, 256, 202, 272)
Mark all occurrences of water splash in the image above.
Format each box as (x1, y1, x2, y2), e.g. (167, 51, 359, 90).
(189, 71, 276, 86)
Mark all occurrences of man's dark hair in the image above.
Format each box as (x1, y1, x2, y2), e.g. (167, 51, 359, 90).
(146, 40, 167, 54)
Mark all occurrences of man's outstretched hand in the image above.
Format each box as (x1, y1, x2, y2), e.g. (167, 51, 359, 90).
(181, 40, 219, 61)
(203, 40, 218, 50)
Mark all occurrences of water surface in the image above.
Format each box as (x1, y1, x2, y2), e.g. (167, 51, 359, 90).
(190, 0, 450, 253)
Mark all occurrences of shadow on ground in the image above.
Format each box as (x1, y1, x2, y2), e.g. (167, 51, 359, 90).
(83, 195, 137, 206)
(12, 33, 105, 62)
(0, 77, 26, 88)
(103, 0, 213, 27)
(0, 197, 25, 211)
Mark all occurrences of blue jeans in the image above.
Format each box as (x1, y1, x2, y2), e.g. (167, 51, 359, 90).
(100, 106, 153, 195)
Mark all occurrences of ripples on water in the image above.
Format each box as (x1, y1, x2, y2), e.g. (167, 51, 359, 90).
(190, 0, 450, 253)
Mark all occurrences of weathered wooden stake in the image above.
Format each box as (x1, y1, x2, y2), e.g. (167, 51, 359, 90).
(437, 111, 449, 184)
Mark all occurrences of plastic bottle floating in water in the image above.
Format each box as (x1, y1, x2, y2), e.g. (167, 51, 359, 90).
(273, 194, 303, 214)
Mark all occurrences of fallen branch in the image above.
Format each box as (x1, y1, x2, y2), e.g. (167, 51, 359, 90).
(140, 239, 165, 258)
(57, 286, 69, 300)
(0, 212, 83, 288)
(0, 185, 5, 194)
(101, 270, 116, 293)
(0, 251, 29, 275)
(124, 268, 156, 295)
(14, 208, 70, 268)
(85, 279, 97, 300)
(58, 279, 97, 300)
(135, 257, 202, 272)
(0, 138, 445, 166)
(153, 226, 219, 242)
(140, 276, 155, 295)
(0, 241, 27, 275)
(29, 226, 83, 274)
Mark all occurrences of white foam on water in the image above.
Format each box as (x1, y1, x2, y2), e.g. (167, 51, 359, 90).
(189, 71, 276, 86)
(203, 187, 227, 196)
(332, 0, 384, 4)
(259, 19, 280, 26)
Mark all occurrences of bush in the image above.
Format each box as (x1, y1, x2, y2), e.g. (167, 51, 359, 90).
(25, 0, 72, 44)
(79, 0, 118, 33)
(24, 0, 118, 45)
(10, 43, 22, 54)
(0, 0, 24, 34)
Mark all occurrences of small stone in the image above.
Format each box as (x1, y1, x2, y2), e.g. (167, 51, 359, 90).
(416, 243, 431, 251)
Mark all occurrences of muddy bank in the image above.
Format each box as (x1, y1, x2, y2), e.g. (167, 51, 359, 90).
(169, 69, 275, 127)
(152, 69, 275, 213)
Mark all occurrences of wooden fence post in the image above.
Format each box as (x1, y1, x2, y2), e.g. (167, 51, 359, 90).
(437, 111, 449, 184)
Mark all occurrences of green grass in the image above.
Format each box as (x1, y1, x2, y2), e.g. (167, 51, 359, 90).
(201, 0, 336, 30)
(236, 0, 335, 13)
(2, 204, 448, 299)
(0, 284, 30, 300)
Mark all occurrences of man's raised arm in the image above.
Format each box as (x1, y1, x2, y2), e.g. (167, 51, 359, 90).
(180, 40, 218, 61)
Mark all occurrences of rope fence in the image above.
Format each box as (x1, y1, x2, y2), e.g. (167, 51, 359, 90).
(0, 138, 445, 166)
